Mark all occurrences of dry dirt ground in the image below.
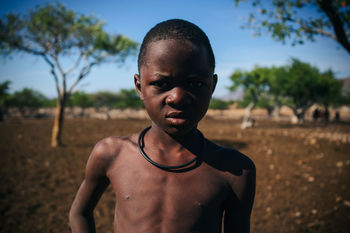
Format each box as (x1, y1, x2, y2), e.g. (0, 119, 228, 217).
(0, 118, 349, 233)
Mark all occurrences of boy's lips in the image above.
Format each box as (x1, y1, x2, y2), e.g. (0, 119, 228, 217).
(165, 112, 190, 125)
(166, 111, 188, 118)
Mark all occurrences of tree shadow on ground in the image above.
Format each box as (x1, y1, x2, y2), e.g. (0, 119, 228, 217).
(212, 139, 247, 150)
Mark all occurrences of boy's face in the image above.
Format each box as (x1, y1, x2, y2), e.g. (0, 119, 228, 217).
(135, 39, 217, 136)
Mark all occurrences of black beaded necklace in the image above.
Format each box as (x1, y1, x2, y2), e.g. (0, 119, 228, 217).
(137, 126, 204, 170)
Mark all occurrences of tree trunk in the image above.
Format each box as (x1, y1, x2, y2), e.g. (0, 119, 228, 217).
(51, 95, 66, 147)
(318, 0, 350, 54)
(291, 107, 306, 124)
(324, 105, 330, 123)
(271, 105, 280, 119)
(0, 106, 5, 121)
(266, 107, 273, 117)
(241, 102, 256, 129)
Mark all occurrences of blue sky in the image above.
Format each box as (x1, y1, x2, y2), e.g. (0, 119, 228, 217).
(1, 0, 349, 98)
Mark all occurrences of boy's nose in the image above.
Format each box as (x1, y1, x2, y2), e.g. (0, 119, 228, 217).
(165, 87, 192, 106)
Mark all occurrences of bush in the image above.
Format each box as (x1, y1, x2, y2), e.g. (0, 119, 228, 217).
(6, 88, 47, 108)
(91, 89, 143, 109)
(42, 98, 57, 107)
(68, 92, 93, 108)
(209, 98, 232, 110)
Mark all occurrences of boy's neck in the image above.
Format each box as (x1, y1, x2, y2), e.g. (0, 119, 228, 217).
(146, 123, 202, 155)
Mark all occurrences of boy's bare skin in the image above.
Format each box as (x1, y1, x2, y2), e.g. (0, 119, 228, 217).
(69, 32, 255, 233)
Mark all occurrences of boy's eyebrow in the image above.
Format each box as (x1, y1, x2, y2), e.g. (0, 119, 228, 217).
(186, 73, 212, 80)
(153, 73, 209, 79)
(187, 74, 204, 78)
(153, 73, 171, 78)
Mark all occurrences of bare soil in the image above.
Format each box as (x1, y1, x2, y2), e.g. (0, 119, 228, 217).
(0, 118, 349, 233)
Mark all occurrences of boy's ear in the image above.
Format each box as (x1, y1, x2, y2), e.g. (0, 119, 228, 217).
(211, 74, 218, 94)
(134, 74, 144, 100)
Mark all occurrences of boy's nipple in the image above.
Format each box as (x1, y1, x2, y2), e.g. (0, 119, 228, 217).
(194, 201, 203, 207)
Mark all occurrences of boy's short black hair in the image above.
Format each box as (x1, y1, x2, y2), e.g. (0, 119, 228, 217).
(138, 19, 215, 71)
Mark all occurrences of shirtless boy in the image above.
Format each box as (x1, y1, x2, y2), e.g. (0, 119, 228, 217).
(69, 19, 256, 233)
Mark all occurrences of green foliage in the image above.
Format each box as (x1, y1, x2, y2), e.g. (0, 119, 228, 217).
(0, 80, 11, 106)
(255, 93, 274, 110)
(235, 0, 350, 53)
(274, 58, 328, 110)
(268, 58, 343, 112)
(0, 2, 138, 97)
(209, 98, 232, 110)
(42, 98, 57, 107)
(341, 92, 350, 105)
(237, 93, 254, 108)
(115, 89, 144, 109)
(6, 88, 47, 108)
(4, 87, 144, 109)
(92, 89, 143, 109)
(68, 91, 93, 108)
(315, 69, 343, 107)
(91, 91, 119, 108)
(229, 66, 275, 106)
(0, 3, 138, 60)
(0, 2, 138, 145)
(2, 84, 56, 108)
(237, 91, 275, 110)
(230, 58, 344, 118)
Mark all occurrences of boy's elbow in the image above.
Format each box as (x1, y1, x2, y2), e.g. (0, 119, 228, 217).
(69, 205, 90, 221)
(69, 206, 79, 226)
(69, 203, 86, 224)
(69, 206, 94, 232)
(69, 208, 77, 232)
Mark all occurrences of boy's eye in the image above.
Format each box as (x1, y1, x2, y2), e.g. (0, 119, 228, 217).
(189, 81, 204, 88)
(153, 81, 171, 89)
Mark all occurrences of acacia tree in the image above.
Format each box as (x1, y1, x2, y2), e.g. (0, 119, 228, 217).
(229, 66, 273, 127)
(230, 59, 343, 124)
(314, 69, 343, 110)
(0, 3, 138, 147)
(272, 58, 342, 122)
(234, 0, 350, 53)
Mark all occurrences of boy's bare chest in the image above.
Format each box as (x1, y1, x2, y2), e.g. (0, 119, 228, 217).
(106, 152, 229, 218)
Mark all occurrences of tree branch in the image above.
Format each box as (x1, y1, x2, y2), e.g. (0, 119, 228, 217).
(298, 21, 337, 40)
(65, 51, 84, 75)
(4, 40, 65, 96)
(52, 54, 65, 78)
(7, 39, 45, 57)
(67, 52, 110, 93)
(40, 54, 62, 97)
(317, 0, 350, 54)
(50, 54, 67, 96)
(67, 61, 97, 94)
(281, 15, 338, 41)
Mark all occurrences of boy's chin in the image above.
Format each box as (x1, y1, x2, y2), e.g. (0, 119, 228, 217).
(163, 124, 198, 137)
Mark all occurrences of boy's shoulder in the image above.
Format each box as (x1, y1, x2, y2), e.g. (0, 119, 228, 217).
(83, 134, 140, 179)
(90, 134, 138, 162)
(204, 138, 255, 174)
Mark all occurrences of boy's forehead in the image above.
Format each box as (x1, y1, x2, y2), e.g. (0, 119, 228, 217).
(140, 39, 210, 72)
(146, 39, 199, 56)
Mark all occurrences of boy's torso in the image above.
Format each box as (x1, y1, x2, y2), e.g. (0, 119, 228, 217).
(105, 134, 238, 233)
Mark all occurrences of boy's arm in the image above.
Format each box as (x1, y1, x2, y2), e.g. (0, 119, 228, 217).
(223, 162, 256, 233)
(69, 139, 115, 233)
